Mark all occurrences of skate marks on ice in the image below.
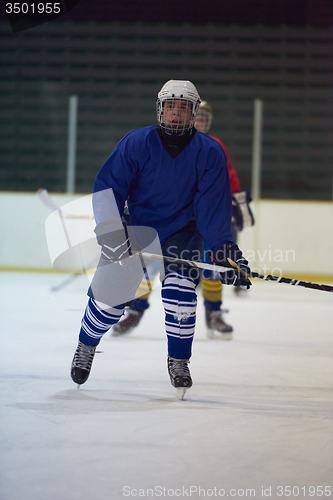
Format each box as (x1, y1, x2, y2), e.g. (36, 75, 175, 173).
(7, 381, 328, 419)
(185, 383, 333, 419)
(6, 388, 187, 419)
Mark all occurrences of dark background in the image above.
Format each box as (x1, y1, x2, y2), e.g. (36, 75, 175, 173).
(0, 0, 332, 199)
(58, 0, 333, 26)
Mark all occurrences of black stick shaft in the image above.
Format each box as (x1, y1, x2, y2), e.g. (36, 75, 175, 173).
(140, 252, 333, 293)
(250, 272, 333, 293)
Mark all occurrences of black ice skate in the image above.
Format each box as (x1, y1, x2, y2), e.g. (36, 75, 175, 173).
(205, 309, 233, 340)
(71, 340, 99, 387)
(112, 309, 144, 336)
(167, 356, 192, 400)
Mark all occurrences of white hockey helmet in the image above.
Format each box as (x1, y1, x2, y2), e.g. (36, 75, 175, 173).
(156, 80, 201, 135)
(195, 100, 213, 134)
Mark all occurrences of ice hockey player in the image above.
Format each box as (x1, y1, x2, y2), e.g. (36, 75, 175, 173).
(112, 100, 254, 340)
(194, 100, 254, 336)
(70, 80, 251, 399)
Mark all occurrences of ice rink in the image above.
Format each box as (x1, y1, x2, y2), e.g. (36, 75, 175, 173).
(1, 271, 332, 500)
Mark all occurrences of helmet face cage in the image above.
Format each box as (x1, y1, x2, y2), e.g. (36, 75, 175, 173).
(157, 98, 199, 135)
(156, 80, 201, 135)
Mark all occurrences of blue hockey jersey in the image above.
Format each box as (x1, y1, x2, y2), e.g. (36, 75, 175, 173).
(93, 125, 232, 252)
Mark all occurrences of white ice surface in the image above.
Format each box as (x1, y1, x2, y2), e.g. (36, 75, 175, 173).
(1, 272, 332, 500)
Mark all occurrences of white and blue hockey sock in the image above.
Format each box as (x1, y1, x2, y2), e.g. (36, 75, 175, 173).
(161, 273, 197, 360)
(79, 298, 124, 346)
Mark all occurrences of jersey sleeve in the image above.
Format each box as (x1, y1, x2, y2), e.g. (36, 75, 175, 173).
(194, 144, 233, 251)
(92, 132, 139, 224)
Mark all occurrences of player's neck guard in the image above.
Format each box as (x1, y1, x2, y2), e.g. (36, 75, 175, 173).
(158, 126, 195, 147)
(158, 127, 196, 159)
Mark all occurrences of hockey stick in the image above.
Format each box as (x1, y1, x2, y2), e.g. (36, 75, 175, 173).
(138, 251, 333, 294)
(50, 273, 83, 292)
(37, 188, 63, 212)
(36, 189, 94, 219)
(37, 188, 93, 291)
(37, 190, 332, 294)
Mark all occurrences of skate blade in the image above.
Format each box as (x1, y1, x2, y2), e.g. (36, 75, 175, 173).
(176, 387, 187, 400)
(77, 384, 81, 390)
(206, 327, 215, 339)
(206, 328, 232, 340)
(111, 329, 121, 337)
(217, 332, 233, 341)
(111, 327, 130, 337)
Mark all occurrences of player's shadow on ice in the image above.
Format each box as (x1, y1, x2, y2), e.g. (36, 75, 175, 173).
(49, 387, 333, 419)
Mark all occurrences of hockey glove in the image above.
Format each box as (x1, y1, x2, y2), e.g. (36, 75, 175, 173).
(94, 220, 131, 262)
(210, 243, 251, 290)
(232, 190, 255, 231)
